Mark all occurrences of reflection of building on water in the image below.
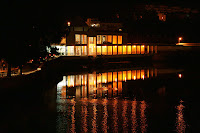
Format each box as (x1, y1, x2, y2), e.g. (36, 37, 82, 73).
(176, 100, 186, 133)
(57, 68, 157, 99)
(56, 98, 148, 132)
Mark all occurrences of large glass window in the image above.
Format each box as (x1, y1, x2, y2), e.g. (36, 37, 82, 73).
(113, 46, 117, 55)
(102, 35, 107, 44)
(141, 45, 145, 54)
(67, 46, 74, 56)
(123, 45, 127, 54)
(113, 35, 117, 44)
(75, 34, 87, 44)
(108, 46, 112, 55)
(81, 35, 87, 44)
(75, 46, 81, 56)
(118, 36, 122, 44)
(107, 35, 112, 43)
(97, 46, 101, 55)
(118, 46, 122, 54)
(137, 46, 141, 54)
(102, 46, 107, 55)
(75, 34, 81, 44)
(132, 45, 136, 54)
(127, 46, 131, 54)
(82, 46, 87, 56)
(97, 35, 101, 44)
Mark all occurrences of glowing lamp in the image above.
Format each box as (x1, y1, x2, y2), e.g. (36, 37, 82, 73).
(67, 22, 71, 26)
(178, 37, 182, 43)
(178, 74, 182, 78)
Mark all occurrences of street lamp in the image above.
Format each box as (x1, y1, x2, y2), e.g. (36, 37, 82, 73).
(178, 37, 182, 43)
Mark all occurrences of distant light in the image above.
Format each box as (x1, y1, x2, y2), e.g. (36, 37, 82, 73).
(119, 29, 122, 31)
(178, 74, 182, 78)
(133, 45, 136, 48)
(179, 37, 182, 41)
(142, 45, 145, 47)
(67, 22, 71, 26)
(134, 76, 136, 80)
(37, 68, 41, 71)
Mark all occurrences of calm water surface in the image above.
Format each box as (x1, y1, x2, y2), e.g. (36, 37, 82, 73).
(56, 67, 193, 133)
(1, 65, 198, 133)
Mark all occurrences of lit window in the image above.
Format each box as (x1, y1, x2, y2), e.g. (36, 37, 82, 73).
(76, 34, 87, 44)
(102, 35, 107, 44)
(81, 35, 87, 44)
(107, 35, 112, 43)
(75, 34, 81, 44)
(97, 35, 101, 44)
(113, 35, 117, 44)
(89, 37, 94, 44)
(118, 36, 122, 44)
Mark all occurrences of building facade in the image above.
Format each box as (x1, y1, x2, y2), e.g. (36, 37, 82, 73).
(51, 17, 157, 56)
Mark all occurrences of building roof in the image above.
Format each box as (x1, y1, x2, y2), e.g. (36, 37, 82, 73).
(68, 16, 88, 27)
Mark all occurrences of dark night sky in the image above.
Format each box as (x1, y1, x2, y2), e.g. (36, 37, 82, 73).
(1, 0, 199, 43)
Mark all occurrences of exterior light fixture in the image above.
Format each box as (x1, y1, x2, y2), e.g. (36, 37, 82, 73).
(178, 74, 182, 78)
(67, 22, 71, 26)
(178, 37, 182, 43)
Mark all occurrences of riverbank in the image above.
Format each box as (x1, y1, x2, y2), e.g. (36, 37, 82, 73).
(0, 49, 199, 90)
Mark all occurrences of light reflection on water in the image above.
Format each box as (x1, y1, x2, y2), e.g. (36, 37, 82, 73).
(56, 67, 187, 133)
(57, 98, 148, 133)
(176, 100, 186, 133)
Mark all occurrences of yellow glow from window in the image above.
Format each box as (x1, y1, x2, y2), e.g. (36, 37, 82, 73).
(123, 45, 127, 54)
(82, 46, 87, 56)
(137, 70, 141, 79)
(108, 72, 112, 82)
(132, 70, 136, 80)
(97, 35, 101, 44)
(137, 46, 141, 54)
(107, 35, 112, 43)
(127, 46, 131, 54)
(147, 46, 149, 54)
(108, 46, 112, 55)
(118, 36, 122, 44)
(141, 70, 145, 79)
(118, 71, 122, 81)
(118, 46, 122, 54)
(132, 45, 136, 54)
(123, 71, 127, 81)
(113, 35, 117, 44)
(141, 45, 145, 54)
(102, 46, 107, 55)
(113, 46, 117, 55)
(97, 74, 102, 84)
(118, 81, 122, 93)
(75, 34, 80, 44)
(113, 82, 117, 88)
(128, 71, 131, 80)
(147, 69, 150, 78)
(102, 73, 107, 83)
(113, 72, 117, 82)
(97, 46, 101, 55)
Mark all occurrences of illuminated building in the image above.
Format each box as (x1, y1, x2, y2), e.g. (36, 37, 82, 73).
(51, 17, 157, 56)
